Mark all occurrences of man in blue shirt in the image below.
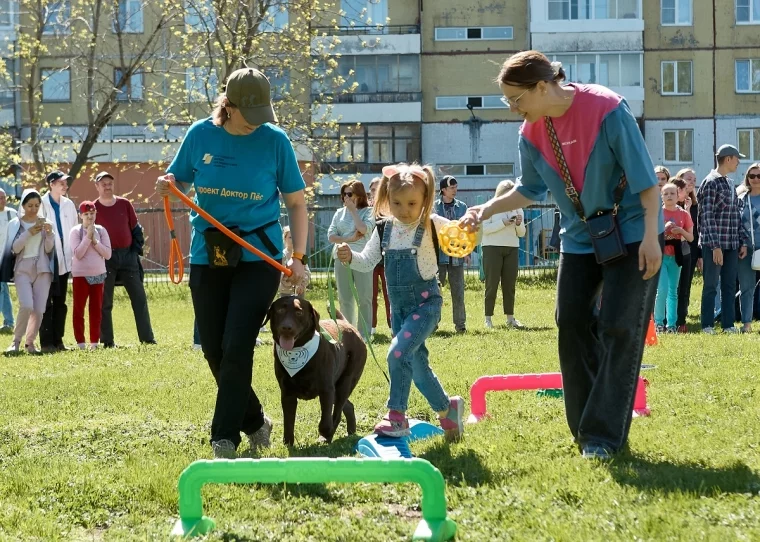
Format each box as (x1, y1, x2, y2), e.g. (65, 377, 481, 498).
(434, 176, 469, 333)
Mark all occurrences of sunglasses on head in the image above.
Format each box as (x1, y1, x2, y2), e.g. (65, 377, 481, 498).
(748, 174, 760, 180)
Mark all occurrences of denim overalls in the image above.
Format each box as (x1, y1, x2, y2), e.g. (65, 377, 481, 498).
(381, 220, 450, 413)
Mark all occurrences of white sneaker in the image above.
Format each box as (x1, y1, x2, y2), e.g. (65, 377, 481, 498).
(247, 415, 273, 452)
(702, 327, 716, 335)
(723, 327, 739, 334)
(192, 343, 202, 350)
(371, 327, 376, 335)
(255, 337, 263, 346)
(89, 343, 99, 350)
(484, 318, 493, 329)
(259, 325, 269, 333)
(507, 318, 524, 329)
(211, 439, 237, 459)
(77, 343, 87, 350)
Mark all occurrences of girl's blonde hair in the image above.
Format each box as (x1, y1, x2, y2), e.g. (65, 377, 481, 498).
(674, 167, 698, 205)
(373, 163, 437, 236)
(495, 179, 515, 198)
(654, 165, 671, 179)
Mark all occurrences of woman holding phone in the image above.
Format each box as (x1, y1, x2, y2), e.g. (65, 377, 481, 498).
(3, 189, 57, 354)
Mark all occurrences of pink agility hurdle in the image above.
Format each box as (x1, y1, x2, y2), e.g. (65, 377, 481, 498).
(467, 373, 650, 423)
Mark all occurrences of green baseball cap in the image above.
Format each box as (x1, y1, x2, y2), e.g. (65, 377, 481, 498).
(225, 67, 278, 125)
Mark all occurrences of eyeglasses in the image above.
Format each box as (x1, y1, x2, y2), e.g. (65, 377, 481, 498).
(344, 192, 353, 197)
(748, 174, 760, 180)
(500, 88, 531, 110)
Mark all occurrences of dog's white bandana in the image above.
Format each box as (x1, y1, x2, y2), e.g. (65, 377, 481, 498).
(275, 331, 321, 377)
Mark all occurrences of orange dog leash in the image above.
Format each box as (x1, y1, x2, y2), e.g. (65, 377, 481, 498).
(163, 182, 292, 285)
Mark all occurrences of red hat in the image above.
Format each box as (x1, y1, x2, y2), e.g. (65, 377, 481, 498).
(79, 200, 96, 213)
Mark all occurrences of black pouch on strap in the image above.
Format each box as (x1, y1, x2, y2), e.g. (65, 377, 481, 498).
(203, 227, 243, 269)
(586, 211, 627, 265)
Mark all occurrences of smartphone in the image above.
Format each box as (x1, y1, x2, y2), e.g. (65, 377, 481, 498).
(36, 217, 45, 226)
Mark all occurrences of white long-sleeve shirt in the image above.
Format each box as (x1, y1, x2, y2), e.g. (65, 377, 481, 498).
(481, 209, 526, 247)
(349, 215, 449, 280)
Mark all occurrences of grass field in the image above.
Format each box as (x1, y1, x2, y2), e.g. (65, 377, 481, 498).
(0, 282, 758, 541)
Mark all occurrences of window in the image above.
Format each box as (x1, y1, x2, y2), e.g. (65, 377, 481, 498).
(114, 69, 143, 101)
(186, 67, 219, 102)
(319, 55, 420, 94)
(263, 68, 290, 100)
(661, 61, 692, 95)
(736, 59, 760, 93)
(341, 0, 388, 29)
(185, 0, 216, 32)
(317, 124, 420, 173)
(0, 59, 13, 108)
(663, 129, 693, 163)
(661, 0, 692, 25)
(41, 68, 71, 102)
(737, 0, 760, 23)
(114, 0, 143, 33)
(434, 26, 514, 41)
(548, 0, 639, 20)
(0, 0, 11, 26)
(43, 0, 71, 35)
(438, 164, 515, 176)
(738, 128, 760, 161)
(548, 53, 642, 86)
(435, 95, 506, 110)
(262, 4, 288, 32)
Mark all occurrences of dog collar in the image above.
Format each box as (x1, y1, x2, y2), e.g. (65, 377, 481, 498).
(276, 331, 321, 377)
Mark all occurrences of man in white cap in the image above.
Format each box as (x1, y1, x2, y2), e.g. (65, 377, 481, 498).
(697, 144, 751, 334)
(0, 188, 17, 333)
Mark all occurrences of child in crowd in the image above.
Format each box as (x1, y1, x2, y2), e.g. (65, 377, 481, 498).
(70, 201, 112, 349)
(337, 163, 465, 441)
(655, 182, 693, 333)
(279, 225, 311, 297)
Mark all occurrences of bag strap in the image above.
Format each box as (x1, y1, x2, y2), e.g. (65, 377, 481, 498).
(749, 196, 754, 246)
(544, 117, 627, 221)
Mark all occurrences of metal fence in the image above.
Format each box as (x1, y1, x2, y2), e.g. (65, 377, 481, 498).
(136, 201, 560, 290)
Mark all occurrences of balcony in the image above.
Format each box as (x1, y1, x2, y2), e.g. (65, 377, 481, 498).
(531, 0, 643, 52)
(312, 25, 421, 56)
(312, 93, 422, 123)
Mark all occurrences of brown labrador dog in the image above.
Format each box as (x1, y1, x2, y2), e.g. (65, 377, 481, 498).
(264, 296, 367, 446)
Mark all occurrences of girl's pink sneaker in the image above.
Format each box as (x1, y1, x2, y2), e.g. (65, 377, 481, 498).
(374, 410, 411, 437)
(439, 396, 465, 441)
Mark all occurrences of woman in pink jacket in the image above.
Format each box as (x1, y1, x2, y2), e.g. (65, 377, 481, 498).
(69, 201, 112, 349)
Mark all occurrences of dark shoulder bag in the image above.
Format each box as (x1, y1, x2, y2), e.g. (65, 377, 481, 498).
(545, 117, 627, 265)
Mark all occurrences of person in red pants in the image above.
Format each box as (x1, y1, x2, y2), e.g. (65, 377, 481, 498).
(70, 201, 112, 349)
(368, 177, 390, 334)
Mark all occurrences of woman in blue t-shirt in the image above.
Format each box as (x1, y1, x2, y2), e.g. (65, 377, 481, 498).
(156, 68, 307, 459)
(461, 51, 664, 460)
(738, 163, 760, 333)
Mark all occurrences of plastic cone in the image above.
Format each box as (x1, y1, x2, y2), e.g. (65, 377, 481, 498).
(645, 315, 658, 346)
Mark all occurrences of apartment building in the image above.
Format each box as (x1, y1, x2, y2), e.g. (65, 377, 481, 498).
(1, 0, 19, 193)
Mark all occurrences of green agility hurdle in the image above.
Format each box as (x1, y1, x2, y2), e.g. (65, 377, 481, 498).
(171, 457, 457, 541)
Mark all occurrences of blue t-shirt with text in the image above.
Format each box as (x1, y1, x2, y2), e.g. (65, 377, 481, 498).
(167, 119, 305, 265)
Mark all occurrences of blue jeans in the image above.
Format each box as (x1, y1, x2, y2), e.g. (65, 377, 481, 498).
(655, 255, 681, 327)
(555, 239, 660, 453)
(0, 282, 13, 327)
(738, 248, 758, 324)
(701, 249, 739, 329)
(382, 221, 450, 413)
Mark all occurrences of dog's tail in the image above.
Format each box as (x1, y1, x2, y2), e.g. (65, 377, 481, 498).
(327, 305, 347, 321)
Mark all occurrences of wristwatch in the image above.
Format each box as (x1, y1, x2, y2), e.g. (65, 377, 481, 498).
(292, 252, 308, 265)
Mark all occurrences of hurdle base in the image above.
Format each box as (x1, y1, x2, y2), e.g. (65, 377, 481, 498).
(466, 412, 489, 424)
(171, 516, 216, 537)
(412, 517, 458, 541)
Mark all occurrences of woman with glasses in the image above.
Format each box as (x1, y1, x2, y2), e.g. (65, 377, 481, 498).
(328, 181, 375, 338)
(461, 50, 663, 460)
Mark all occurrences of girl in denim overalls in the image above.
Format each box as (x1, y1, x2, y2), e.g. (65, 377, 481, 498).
(337, 163, 465, 441)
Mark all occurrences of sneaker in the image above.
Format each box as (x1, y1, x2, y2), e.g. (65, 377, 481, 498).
(0, 325, 13, 335)
(255, 337, 263, 346)
(211, 439, 237, 459)
(371, 327, 377, 335)
(40, 345, 58, 354)
(259, 325, 269, 333)
(702, 327, 716, 335)
(581, 442, 613, 460)
(438, 396, 465, 442)
(484, 318, 493, 330)
(77, 343, 87, 350)
(723, 327, 739, 334)
(5, 341, 19, 354)
(507, 318, 524, 329)
(374, 410, 411, 438)
(25, 344, 41, 355)
(102, 342, 118, 349)
(89, 343, 99, 350)
(741, 325, 752, 334)
(655, 324, 666, 334)
(55, 344, 70, 352)
(455, 327, 466, 334)
(247, 415, 273, 452)
(676, 325, 688, 334)
(192, 343, 202, 350)
(666, 327, 677, 334)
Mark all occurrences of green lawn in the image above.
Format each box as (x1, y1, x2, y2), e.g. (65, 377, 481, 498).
(0, 282, 758, 541)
